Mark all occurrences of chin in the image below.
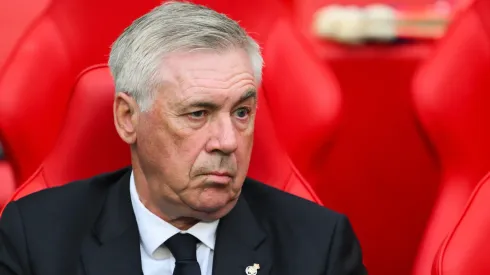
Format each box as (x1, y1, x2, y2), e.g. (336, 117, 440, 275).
(198, 205, 236, 221)
(193, 195, 239, 220)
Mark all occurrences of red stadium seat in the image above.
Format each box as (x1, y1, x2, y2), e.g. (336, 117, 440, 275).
(0, 0, 51, 209)
(4, 65, 130, 199)
(281, 1, 440, 274)
(4, 65, 321, 209)
(0, 0, 162, 186)
(262, 18, 342, 187)
(432, 172, 490, 275)
(411, 0, 490, 274)
(288, 1, 445, 274)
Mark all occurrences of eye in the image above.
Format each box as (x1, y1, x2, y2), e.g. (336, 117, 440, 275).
(188, 110, 207, 120)
(234, 107, 251, 119)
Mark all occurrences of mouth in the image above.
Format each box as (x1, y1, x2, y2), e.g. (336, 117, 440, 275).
(201, 172, 234, 184)
(207, 171, 233, 177)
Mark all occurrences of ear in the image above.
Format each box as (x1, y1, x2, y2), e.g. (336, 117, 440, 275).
(114, 92, 139, 144)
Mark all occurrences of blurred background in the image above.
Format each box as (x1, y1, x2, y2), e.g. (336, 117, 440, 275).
(1, 0, 489, 274)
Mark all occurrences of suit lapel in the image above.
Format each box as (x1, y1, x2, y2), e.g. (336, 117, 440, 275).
(212, 193, 273, 275)
(81, 169, 142, 275)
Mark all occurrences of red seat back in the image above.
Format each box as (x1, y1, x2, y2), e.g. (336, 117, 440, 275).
(5, 65, 129, 199)
(411, 0, 490, 273)
(0, 0, 162, 184)
(0, 0, 52, 205)
(6, 66, 321, 206)
(432, 172, 490, 275)
(262, 18, 341, 186)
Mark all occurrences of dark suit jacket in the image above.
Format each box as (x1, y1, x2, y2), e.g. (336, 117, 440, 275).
(0, 167, 367, 275)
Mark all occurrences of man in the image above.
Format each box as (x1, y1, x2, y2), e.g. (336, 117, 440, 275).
(0, 1, 367, 275)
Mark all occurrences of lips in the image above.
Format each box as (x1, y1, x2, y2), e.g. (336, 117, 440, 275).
(207, 171, 233, 177)
(201, 171, 234, 184)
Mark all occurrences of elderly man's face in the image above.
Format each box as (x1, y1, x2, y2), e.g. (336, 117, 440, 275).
(134, 49, 256, 221)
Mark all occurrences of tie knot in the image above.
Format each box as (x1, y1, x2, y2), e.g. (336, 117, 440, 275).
(165, 233, 199, 262)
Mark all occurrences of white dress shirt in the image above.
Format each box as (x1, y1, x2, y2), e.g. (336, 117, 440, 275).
(130, 172, 219, 275)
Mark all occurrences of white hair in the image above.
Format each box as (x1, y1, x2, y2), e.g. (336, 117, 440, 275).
(108, 1, 264, 111)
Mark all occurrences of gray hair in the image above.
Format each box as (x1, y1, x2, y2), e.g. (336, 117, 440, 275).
(108, 1, 264, 111)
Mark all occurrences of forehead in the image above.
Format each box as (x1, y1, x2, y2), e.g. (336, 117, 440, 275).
(159, 49, 256, 99)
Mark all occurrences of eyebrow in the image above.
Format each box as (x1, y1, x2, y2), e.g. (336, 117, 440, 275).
(236, 89, 257, 105)
(184, 88, 257, 111)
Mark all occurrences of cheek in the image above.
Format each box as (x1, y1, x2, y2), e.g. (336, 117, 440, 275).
(242, 121, 255, 149)
(153, 117, 198, 160)
(170, 134, 210, 172)
(236, 128, 255, 165)
(138, 116, 197, 171)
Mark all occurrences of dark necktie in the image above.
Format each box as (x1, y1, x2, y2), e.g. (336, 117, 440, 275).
(165, 233, 202, 275)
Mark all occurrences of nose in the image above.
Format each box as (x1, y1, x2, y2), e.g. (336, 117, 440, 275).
(205, 115, 238, 155)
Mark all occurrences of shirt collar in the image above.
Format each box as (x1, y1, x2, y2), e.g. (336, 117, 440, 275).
(129, 171, 219, 258)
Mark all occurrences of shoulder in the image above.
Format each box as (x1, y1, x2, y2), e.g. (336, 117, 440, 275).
(241, 178, 366, 273)
(242, 178, 344, 230)
(8, 167, 130, 225)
